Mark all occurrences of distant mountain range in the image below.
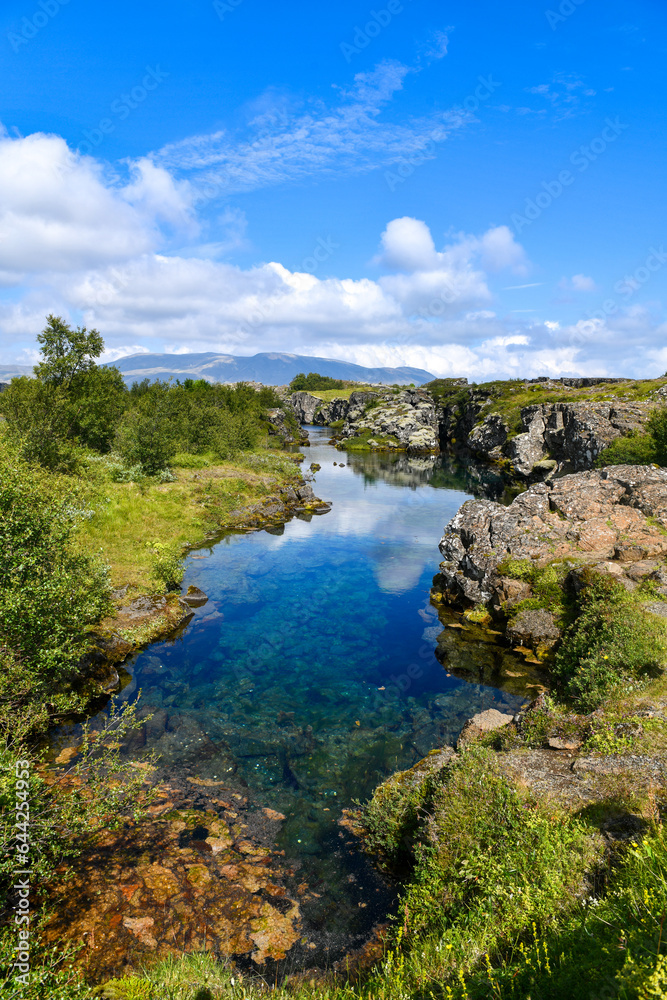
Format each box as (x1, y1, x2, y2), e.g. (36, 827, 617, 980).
(103, 352, 435, 387)
(0, 364, 33, 383)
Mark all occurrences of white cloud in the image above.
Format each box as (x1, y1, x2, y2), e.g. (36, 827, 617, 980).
(153, 60, 471, 196)
(0, 131, 197, 279)
(0, 128, 665, 383)
(559, 273, 597, 292)
(378, 217, 438, 271)
(572, 273, 597, 292)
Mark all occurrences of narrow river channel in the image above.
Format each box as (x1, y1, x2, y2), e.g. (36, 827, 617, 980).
(58, 427, 526, 967)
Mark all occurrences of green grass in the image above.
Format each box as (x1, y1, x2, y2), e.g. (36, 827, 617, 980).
(77, 450, 303, 590)
(552, 571, 667, 710)
(309, 386, 381, 402)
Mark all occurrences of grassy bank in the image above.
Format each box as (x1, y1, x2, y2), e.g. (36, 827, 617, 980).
(77, 449, 304, 590)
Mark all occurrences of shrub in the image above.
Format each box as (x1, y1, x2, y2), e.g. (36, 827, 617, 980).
(116, 382, 177, 474)
(552, 572, 667, 709)
(146, 541, 184, 591)
(0, 456, 112, 720)
(649, 404, 667, 465)
(289, 372, 345, 392)
(597, 429, 657, 466)
(0, 316, 128, 468)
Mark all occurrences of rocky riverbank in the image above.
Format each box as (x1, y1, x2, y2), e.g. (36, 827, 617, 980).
(288, 375, 667, 482)
(431, 464, 667, 653)
(344, 462, 667, 955)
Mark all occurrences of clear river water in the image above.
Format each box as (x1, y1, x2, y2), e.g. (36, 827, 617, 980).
(64, 427, 526, 962)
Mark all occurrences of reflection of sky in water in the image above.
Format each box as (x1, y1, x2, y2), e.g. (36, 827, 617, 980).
(259, 432, 471, 596)
(84, 428, 526, 949)
(108, 427, 526, 813)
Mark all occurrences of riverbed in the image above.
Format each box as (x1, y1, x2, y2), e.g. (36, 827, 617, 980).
(56, 428, 526, 968)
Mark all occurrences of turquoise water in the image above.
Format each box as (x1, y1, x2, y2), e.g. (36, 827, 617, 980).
(84, 428, 524, 956)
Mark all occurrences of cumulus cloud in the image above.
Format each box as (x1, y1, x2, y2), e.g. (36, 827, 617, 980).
(0, 129, 665, 382)
(0, 131, 197, 279)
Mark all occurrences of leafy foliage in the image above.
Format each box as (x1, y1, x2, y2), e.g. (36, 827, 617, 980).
(116, 381, 178, 474)
(1, 316, 127, 468)
(553, 572, 667, 710)
(0, 456, 112, 728)
(649, 404, 667, 466)
(145, 541, 185, 591)
(597, 428, 658, 467)
(289, 371, 345, 391)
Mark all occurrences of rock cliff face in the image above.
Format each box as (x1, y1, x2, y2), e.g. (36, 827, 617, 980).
(338, 388, 440, 452)
(289, 377, 664, 476)
(506, 401, 650, 476)
(289, 390, 377, 426)
(435, 465, 667, 609)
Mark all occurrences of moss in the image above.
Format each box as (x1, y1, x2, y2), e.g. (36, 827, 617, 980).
(553, 571, 667, 710)
(342, 429, 402, 452)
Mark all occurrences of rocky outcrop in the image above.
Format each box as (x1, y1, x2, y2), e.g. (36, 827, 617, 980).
(265, 407, 308, 446)
(338, 388, 441, 452)
(434, 465, 667, 609)
(429, 376, 662, 479)
(467, 413, 508, 458)
(289, 390, 378, 426)
(290, 377, 661, 478)
(507, 401, 650, 476)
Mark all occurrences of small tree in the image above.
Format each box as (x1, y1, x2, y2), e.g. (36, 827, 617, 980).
(34, 313, 104, 387)
(0, 316, 127, 467)
(116, 381, 177, 474)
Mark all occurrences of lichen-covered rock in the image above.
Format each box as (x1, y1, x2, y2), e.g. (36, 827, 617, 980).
(457, 708, 514, 749)
(435, 465, 667, 606)
(506, 609, 561, 651)
(508, 401, 651, 476)
(468, 413, 509, 456)
(289, 390, 379, 426)
(340, 388, 440, 452)
(265, 408, 307, 445)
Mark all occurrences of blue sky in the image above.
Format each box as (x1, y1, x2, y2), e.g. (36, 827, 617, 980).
(0, 0, 665, 378)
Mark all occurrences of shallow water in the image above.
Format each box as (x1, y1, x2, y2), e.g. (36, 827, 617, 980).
(71, 428, 525, 958)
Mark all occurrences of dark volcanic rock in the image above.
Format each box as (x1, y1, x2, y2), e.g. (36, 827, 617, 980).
(506, 609, 561, 651)
(435, 465, 667, 606)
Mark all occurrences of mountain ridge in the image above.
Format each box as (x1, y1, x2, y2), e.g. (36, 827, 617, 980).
(102, 351, 435, 387)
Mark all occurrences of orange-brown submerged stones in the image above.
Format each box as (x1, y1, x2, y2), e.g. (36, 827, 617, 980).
(42, 782, 307, 979)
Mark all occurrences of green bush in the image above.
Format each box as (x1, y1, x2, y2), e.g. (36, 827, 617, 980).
(597, 429, 657, 467)
(0, 316, 128, 469)
(553, 572, 667, 709)
(116, 382, 177, 474)
(146, 541, 185, 591)
(0, 456, 112, 727)
(649, 404, 667, 466)
(289, 372, 345, 392)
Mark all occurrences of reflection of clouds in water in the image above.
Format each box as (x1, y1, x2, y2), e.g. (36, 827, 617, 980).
(374, 547, 426, 595)
(186, 432, 472, 601)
